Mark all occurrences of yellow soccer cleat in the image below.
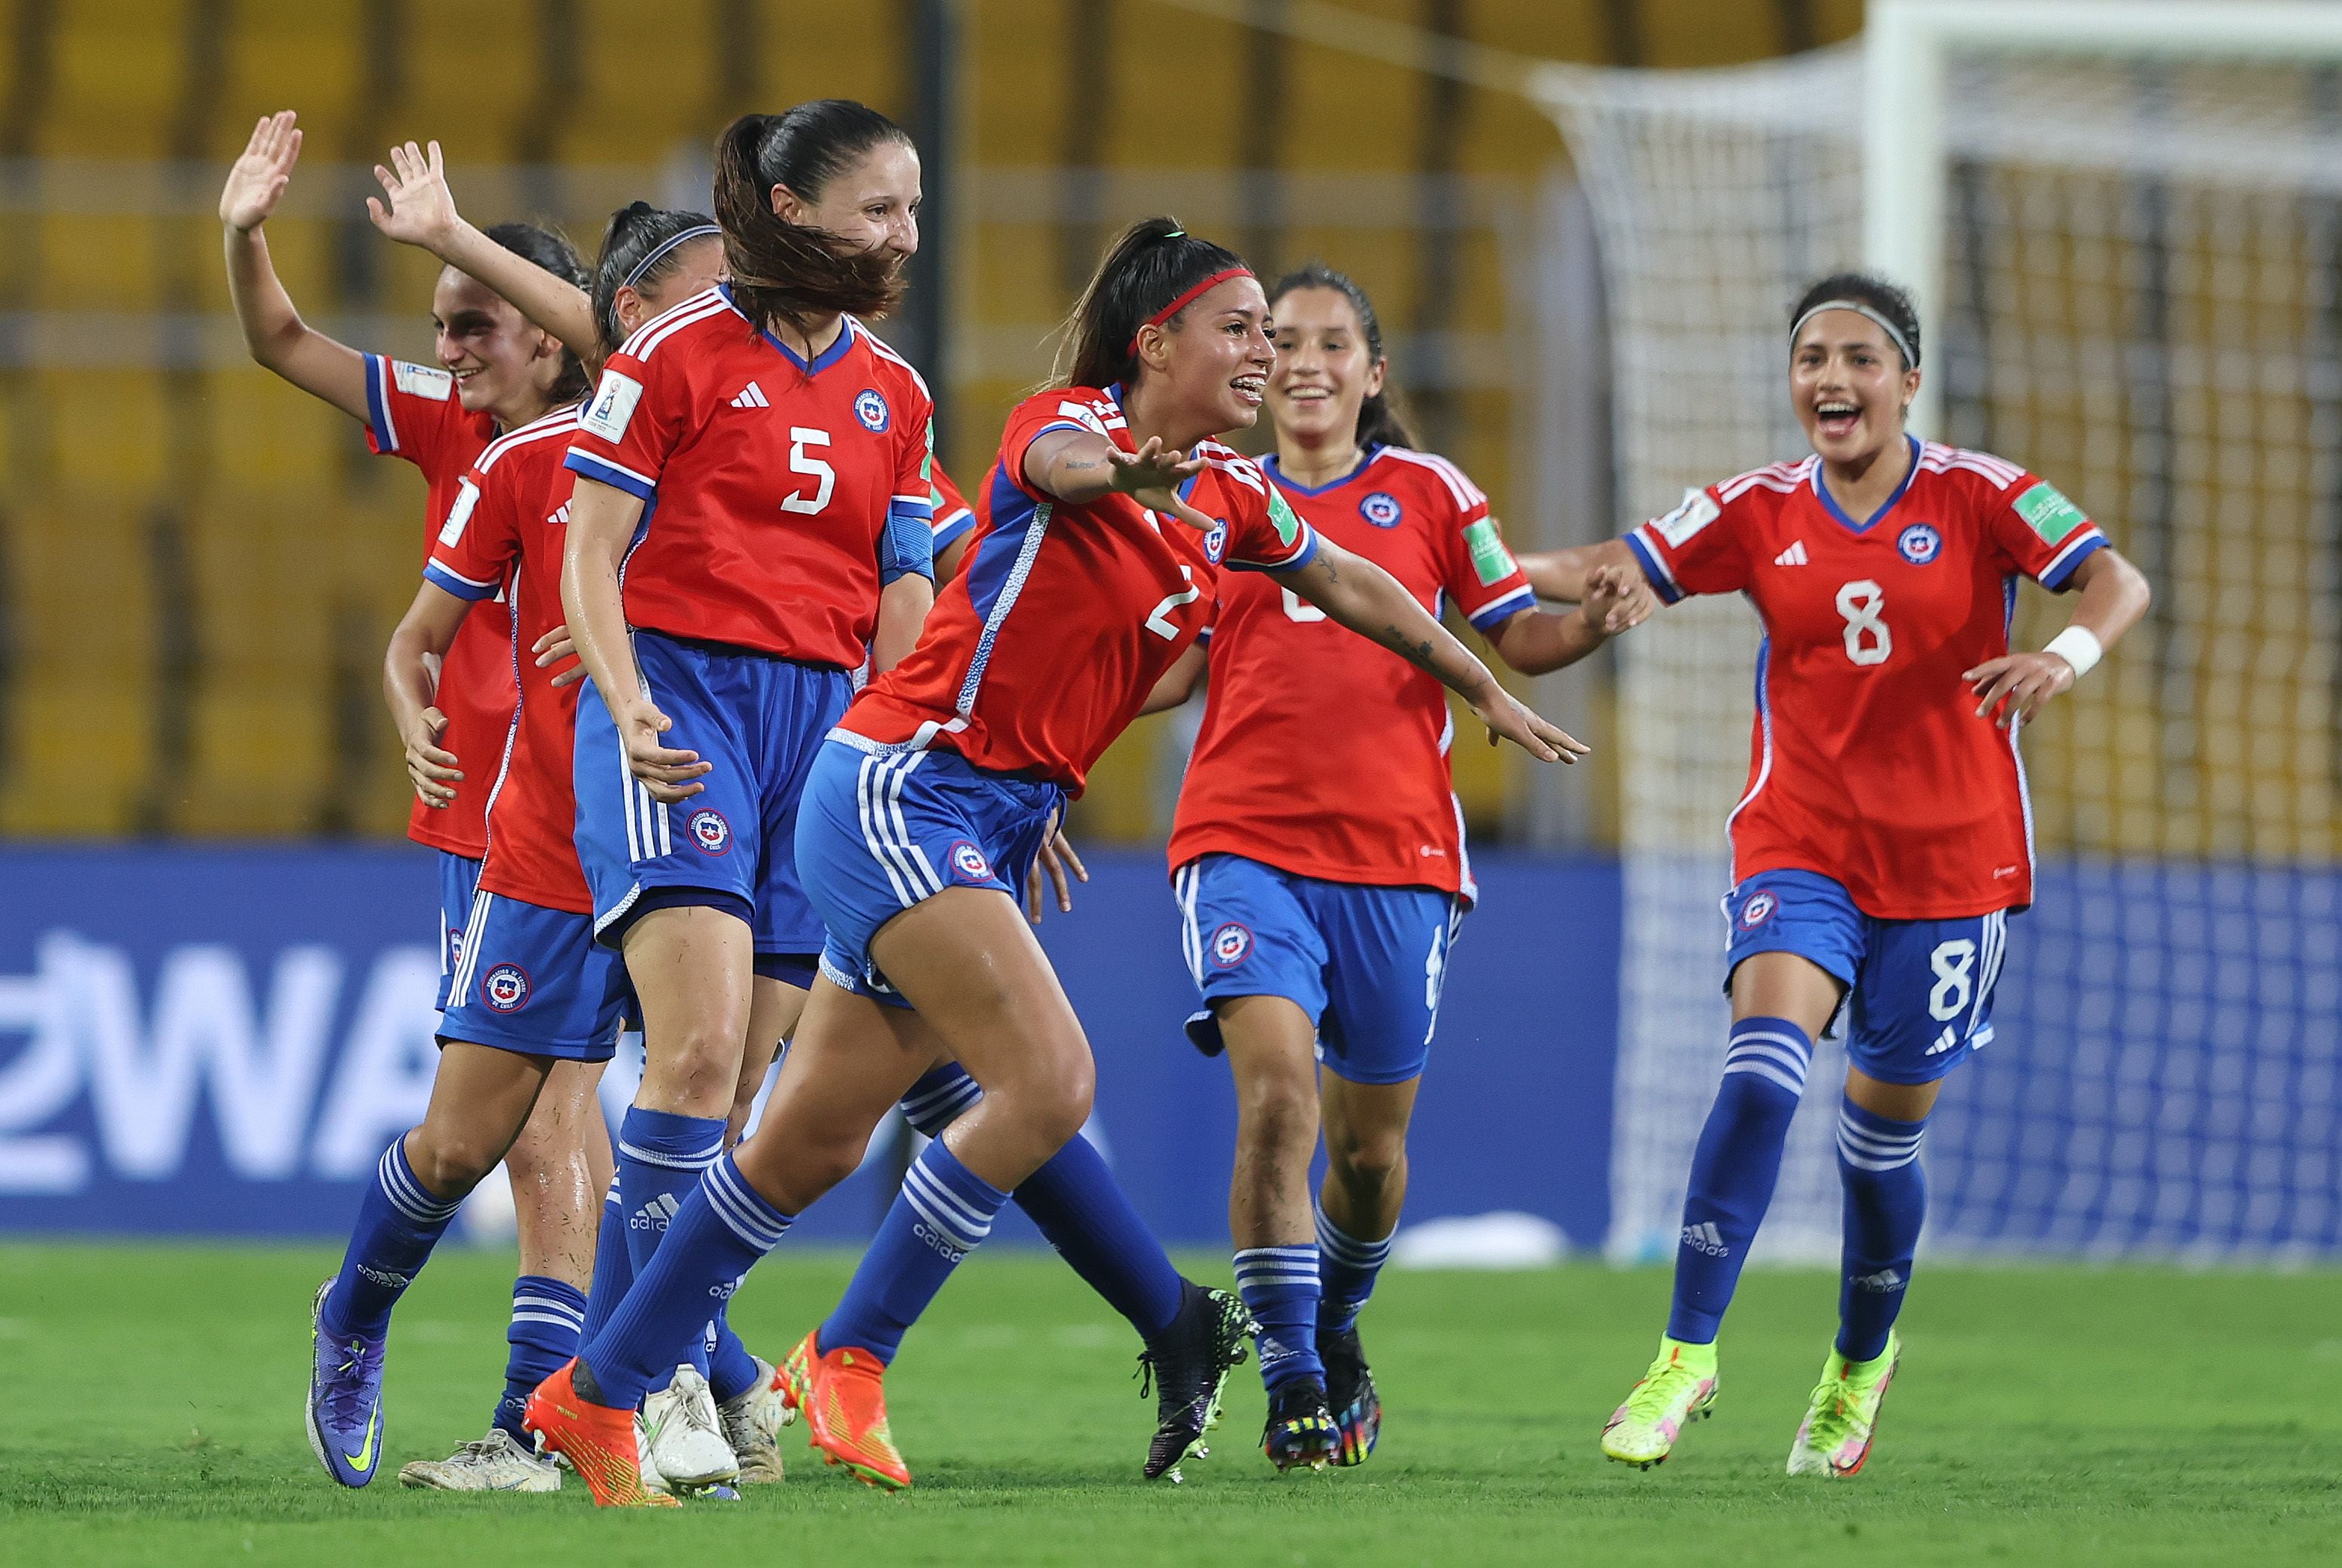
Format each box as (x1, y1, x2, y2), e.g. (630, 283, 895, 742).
(1601, 1336, 1719, 1468)
(1786, 1332, 1900, 1477)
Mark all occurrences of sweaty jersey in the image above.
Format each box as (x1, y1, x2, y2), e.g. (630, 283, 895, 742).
(362, 352, 507, 858)
(842, 384, 1318, 791)
(563, 286, 935, 667)
(423, 405, 592, 913)
(1625, 436, 2108, 919)
(1169, 444, 1537, 901)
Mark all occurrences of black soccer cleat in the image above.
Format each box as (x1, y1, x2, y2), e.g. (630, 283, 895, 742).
(1136, 1280, 1253, 1482)
(1261, 1377, 1339, 1473)
(1317, 1323, 1381, 1467)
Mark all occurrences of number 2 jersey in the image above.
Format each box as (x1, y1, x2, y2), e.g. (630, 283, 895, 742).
(1625, 435, 2107, 920)
(422, 405, 593, 912)
(362, 353, 507, 859)
(840, 384, 1318, 790)
(1168, 444, 1537, 902)
(562, 285, 936, 667)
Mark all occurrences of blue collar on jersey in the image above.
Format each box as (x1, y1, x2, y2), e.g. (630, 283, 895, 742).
(723, 283, 858, 376)
(1261, 443, 1383, 497)
(1812, 433, 1924, 534)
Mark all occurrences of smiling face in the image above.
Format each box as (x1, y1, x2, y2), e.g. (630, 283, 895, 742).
(1792, 308, 1921, 466)
(1135, 274, 1275, 437)
(430, 267, 565, 423)
(771, 139, 922, 263)
(1267, 285, 1384, 452)
(612, 234, 727, 340)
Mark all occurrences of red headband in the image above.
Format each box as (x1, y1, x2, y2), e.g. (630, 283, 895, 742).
(1129, 268, 1254, 353)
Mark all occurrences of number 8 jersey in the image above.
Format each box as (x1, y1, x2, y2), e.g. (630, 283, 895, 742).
(563, 285, 936, 667)
(1625, 436, 2107, 920)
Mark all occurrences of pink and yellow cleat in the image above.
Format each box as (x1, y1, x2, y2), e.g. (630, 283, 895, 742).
(1601, 1336, 1719, 1468)
(1786, 1332, 1899, 1477)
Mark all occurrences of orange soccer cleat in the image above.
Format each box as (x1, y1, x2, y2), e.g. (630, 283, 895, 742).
(523, 1359, 679, 1508)
(778, 1329, 911, 1490)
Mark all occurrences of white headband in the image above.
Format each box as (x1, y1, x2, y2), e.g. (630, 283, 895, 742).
(623, 225, 723, 290)
(1790, 299, 1918, 368)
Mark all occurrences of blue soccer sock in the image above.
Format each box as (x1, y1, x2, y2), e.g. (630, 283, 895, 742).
(704, 1304, 761, 1403)
(900, 1063, 1185, 1342)
(322, 1138, 462, 1341)
(494, 1275, 584, 1440)
(1234, 1245, 1324, 1391)
(821, 1138, 1010, 1365)
(1835, 1096, 1928, 1363)
(615, 1105, 726, 1386)
(581, 1173, 631, 1344)
(1666, 1016, 1813, 1345)
(583, 1154, 792, 1412)
(1314, 1203, 1393, 1335)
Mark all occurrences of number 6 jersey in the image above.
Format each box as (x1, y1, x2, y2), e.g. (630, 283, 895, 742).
(562, 284, 935, 667)
(1624, 436, 2107, 920)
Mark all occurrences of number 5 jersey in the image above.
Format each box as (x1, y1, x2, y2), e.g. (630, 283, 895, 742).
(1624, 436, 2107, 920)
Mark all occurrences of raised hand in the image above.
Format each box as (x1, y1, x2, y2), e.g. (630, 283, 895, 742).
(1472, 685, 1590, 764)
(367, 139, 461, 250)
(1105, 437, 1216, 531)
(220, 111, 302, 233)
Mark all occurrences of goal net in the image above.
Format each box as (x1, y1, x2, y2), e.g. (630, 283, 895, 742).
(1547, 41, 2342, 1262)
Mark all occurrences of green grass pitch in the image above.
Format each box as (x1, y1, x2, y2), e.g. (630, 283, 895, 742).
(2, 1243, 2337, 1566)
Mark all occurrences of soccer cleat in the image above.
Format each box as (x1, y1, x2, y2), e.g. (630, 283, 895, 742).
(397, 1426, 561, 1493)
(716, 1354, 793, 1483)
(1261, 1378, 1340, 1472)
(1601, 1335, 1719, 1468)
(778, 1329, 911, 1490)
(522, 1359, 679, 1508)
(1317, 1323, 1381, 1467)
(1786, 1332, 1900, 1478)
(305, 1280, 387, 1489)
(641, 1364, 741, 1492)
(1136, 1280, 1253, 1482)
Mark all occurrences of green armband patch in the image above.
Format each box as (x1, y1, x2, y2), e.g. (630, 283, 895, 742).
(1463, 519, 1516, 586)
(1265, 485, 1304, 548)
(2014, 480, 2088, 545)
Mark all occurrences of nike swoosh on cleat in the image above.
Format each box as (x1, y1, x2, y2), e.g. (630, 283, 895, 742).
(346, 1406, 380, 1472)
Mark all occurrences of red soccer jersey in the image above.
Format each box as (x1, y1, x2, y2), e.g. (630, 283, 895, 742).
(562, 287, 935, 667)
(362, 352, 508, 858)
(1169, 445, 1536, 901)
(424, 405, 593, 913)
(929, 461, 976, 556)
(842, 385, 1318, 791)
(1624, 436, 2108, 919)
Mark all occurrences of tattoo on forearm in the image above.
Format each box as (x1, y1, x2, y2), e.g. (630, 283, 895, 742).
(1379, 623, 1441, 673)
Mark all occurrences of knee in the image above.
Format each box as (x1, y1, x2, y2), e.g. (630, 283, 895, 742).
(643, 1028, 743, 1111)
(1327, 1123, 1406, 1194)
(1235, 1071, 1318, 1159)
(988, 1040, 1094, 1152)
(406, 1126, 503, 1198)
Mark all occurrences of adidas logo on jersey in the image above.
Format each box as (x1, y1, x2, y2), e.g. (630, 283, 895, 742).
(547, 500, 570, 527)
(1680, 1221, 1730, 1257)
(629, 1192, 682, 1232)
(730, 382, 770, 409)
(1773, 540, 1809, 567)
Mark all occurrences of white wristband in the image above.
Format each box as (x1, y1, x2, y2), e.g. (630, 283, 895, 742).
(2042, 625, 2102, 680)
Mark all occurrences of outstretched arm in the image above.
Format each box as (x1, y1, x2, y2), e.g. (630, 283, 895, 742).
(220, 111, 369, 423)
(1486, 562, 1648, 676)
(1515, 538, 1644, 605)
(1273, 538, 1588, 764)
(1965, 546, 2152, 729)
(369, 139, 601, 365)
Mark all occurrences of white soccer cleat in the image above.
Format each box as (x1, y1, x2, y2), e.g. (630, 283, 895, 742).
(641, 1365, 741, 1492)
(634, 1412, 670, 1496)
(717, 1354, 793, 1483)
(397, 1427, 562, 1493)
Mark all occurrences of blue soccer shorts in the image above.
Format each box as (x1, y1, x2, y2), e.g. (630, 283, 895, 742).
(434, 850, 483, 1012)
(1174, 852, 1463, 1087)
(1722, 867, 2013, 1086)
(797, 736, 1065, 1009)
(574, 630, 852, 961)
(440, 888, 633, 1061)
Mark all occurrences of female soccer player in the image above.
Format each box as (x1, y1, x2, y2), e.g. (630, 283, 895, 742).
(526, 217, 1585, 1506)
(218, 111, 617, 1489)
(1552, 273, 2149, 1477)
(1154, 263, 1645, 1471)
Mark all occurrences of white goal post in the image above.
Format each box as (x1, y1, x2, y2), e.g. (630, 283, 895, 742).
(1865, 0, 2342, 435)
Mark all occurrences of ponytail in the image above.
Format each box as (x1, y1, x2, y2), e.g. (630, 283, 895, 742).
(713, 105, 908, 333)
(1265, 261, 1416, 451)
(1054, 217, 1252, 391)
(592, 201, 720, 357)
(482, 220, 593, 402)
